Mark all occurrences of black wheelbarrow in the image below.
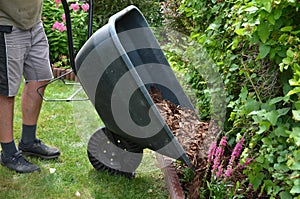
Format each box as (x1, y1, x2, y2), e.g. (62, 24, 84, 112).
(43, 0, 195, 178)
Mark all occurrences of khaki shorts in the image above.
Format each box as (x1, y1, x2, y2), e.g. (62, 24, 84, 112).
(0, 21, 53, 97)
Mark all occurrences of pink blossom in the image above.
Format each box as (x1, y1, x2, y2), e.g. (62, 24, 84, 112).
(62, 14, 66, 22)
(224, 167, 233, 177)
(81, 3, 89, 12)
(207, 141, 217, 163)
(215, 165, 224, 178)
(70, 3, 80, 12)
(224, 136, 245, 177)
(212, 136, 227, 174)
(55, 0, 61, 8)
(52, 21, 66, 32)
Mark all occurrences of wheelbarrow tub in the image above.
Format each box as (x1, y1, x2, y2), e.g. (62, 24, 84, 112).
(75, 6, 194, 166)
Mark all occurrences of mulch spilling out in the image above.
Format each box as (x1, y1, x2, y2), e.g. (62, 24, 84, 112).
(149, 86, 262, 199)
(149, 86, 210, 198)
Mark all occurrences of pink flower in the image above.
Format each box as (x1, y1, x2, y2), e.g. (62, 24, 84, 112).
(216, 165, 224, 178)
(55, 0, 61, 8)
(224, 136, 245, 178)
(70, 3, 80, 12)
(212, 136, 227, 174)
(81, 3, 89, 12)
(207, 141, 217, 163)
(62, 14, 66, 22)
(52, 21, 66, 32)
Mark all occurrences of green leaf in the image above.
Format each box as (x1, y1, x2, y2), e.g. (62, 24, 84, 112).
(269, 97, 283, 105)
(257, 122, 270, 134)
(265, 110, 278, 126)
(290, 127, 300, 146)
(250, 172, 265, 190)
(289, 161, 300, 170)
(257, 22, 272, 43)
(273, 9, 282, 20)
(279, 191, 292, 199)
(287, 49, 294, 58)
(281, 26, 293, 32)
(289, 79, 300, 86)
(290, 185, 300, 194)
(245, 6, 259, 13)
(274, 126, 289, 137)
(235, 28, 245, 35)
(287, 87, 300, 96)
(293, 110, 300, 121)
(259, 43, 271, 58)
(295, 101, 300, 110)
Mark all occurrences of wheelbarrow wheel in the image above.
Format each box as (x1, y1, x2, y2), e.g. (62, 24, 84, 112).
(87, 127, 143, 178)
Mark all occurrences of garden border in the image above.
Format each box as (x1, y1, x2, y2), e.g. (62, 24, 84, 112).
(156, 154, 185, 199)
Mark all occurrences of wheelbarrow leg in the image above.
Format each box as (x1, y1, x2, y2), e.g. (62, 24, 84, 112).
(87, 127, 143, 178)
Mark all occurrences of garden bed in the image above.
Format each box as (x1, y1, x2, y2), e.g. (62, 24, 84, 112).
(52, 67, 77, 81)
(150, 86, 263, 199)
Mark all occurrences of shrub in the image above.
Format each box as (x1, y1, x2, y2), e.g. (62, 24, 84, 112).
(165, 0, 300, 198)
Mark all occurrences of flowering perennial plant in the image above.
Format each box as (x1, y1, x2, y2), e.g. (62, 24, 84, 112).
(51, 1, 89, 32)
(207, 135, 252, 179)
(43, 0, 92, 66)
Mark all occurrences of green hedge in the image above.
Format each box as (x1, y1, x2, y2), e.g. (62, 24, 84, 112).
(164, 0, 300, 198)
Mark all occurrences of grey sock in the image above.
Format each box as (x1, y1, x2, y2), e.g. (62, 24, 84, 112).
(1, 140, 18, 158)
(21, 124, 37, 145)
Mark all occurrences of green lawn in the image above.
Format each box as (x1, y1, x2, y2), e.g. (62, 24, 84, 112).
(0, 80, 168, 199)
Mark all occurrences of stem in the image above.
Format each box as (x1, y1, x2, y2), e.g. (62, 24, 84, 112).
(242, 62, 262, 103)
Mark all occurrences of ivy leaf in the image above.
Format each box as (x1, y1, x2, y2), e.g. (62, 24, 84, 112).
(244, 6, 259, 14)
(280, 26, 293, 32)
(287, 87, 300, 96)
(269, 97, 283, 105)
(290, 185, 300, 194)
(265, 110, 278, 126)
(249, 172, 265, 190)
(289, 161, 300, 170)
(279, 191, 292, 199)
(257, 21, 272, 43)
(287, 49, 294, 58)
(292, 110, 300, 121)
(290, 127, 300, 146)
(259, 43, 271, 58)
(273, 9, 282, 20)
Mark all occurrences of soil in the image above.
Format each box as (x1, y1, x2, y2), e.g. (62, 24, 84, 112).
(149, 86, 264, 199)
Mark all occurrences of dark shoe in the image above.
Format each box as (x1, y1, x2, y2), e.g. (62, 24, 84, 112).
(19, 139, 60, 159)
(0, 151, 40, 173)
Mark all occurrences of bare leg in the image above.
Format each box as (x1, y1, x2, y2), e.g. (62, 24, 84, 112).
(0, 96, 14, 143)
(21, 81, 48, 125)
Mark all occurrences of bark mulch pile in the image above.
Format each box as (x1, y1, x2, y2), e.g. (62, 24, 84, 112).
(149, 86, 262, 199)
(149, 86, 210, 198)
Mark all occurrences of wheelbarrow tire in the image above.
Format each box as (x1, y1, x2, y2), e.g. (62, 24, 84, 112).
(87, 127, 143, 178)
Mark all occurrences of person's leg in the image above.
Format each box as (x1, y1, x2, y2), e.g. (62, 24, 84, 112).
(18, 21, 60, 159)
(21, 81, 46, 126)
(19, 80, 60, 159)
(0, 96, 18, 157)
(20, 81, 46, 145)
(0, 27, 40, 173)
(0, 96, 14, 143)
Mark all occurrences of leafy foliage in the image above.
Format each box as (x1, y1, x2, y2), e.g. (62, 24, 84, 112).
(43, 0, 162, 68)
(92, 0, 163, 28)
(164, 0, 300, 198)
(43, 0, 93, 66)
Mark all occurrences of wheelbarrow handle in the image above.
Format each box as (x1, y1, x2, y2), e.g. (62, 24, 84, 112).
(60, 0, 94, 75)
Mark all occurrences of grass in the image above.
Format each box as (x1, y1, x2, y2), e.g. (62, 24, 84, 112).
(0, 80, 169, 199)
